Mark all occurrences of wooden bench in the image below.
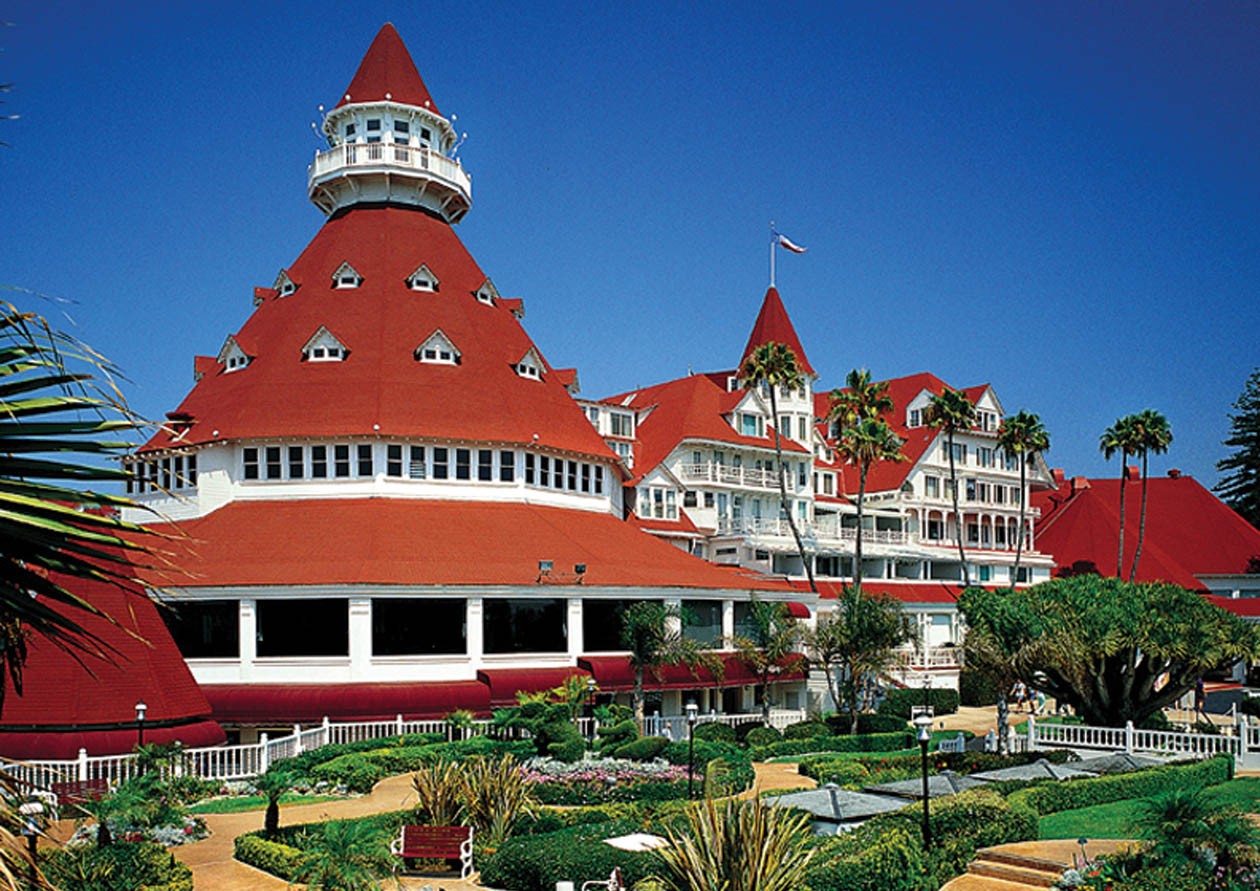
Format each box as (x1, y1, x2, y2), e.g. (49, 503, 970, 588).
(390, 825, 474, 879)
(50, 779, 110, 806)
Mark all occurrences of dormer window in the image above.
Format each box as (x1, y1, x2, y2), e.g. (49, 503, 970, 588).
(908, 408, 922, 428)
(515, 348, 544, 380)
(332, 261, 363, 289)
(217, 336, 252, 373)
(274, 270, 298, 297)
(406, 264, 439, 292)
(415, 330, 460, 365)
(302, 326, 349, 362)
(474, 278, 500, 306)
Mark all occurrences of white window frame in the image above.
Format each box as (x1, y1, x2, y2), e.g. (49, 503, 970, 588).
(332, 261, 363, 289)
(416, 330, 461, 365)
(406, 263, 439, 292)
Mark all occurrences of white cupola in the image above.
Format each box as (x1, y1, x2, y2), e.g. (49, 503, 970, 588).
(307, 24, 472, 223)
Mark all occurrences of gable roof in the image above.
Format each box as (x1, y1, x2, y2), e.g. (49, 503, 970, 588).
(1032, 473, 1260, 587)
(336, 23, 440, 113)
(139, 206, 615, 462)
(740, 287, 815, 375)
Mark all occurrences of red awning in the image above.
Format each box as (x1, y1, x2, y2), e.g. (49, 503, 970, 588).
(476, 667, 591, 707)
(0, 720, 226, 761)
(203, 682, 492, 724)
(785, 601, 810, 618)
(579, 653, 805, 692)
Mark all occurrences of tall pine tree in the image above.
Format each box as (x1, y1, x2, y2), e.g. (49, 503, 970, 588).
(1216, 368, 1260, 529)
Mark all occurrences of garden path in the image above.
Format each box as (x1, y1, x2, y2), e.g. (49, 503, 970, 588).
(939, 839, 1134, 891)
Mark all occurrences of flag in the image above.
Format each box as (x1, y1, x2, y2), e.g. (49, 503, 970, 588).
(774, 232, 807, 254)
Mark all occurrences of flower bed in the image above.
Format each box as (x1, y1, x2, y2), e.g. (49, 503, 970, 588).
(522, 756, 694, 804)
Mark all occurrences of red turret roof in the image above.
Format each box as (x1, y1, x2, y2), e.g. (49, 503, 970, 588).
(740, 287, 815, 376)
(0, 573, 224, 759)
(141, 206, 615, 462)
(336, 23, 440, 114)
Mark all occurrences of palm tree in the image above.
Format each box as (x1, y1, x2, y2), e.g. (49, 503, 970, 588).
(739, 342, 816, 593)
(1100, 415, 1141, 577)
(833, 418, 905, 591)
(827, 368, 893, 433)
(253, 767, 296, 837)
(1127, 409, 1172, 582)
(289, 820, 385, 891)
(1136, 787, 1259, 872)
(805, 592, 910, 730)
(620, 602, 716, 730)
(729, 599, 802, 725)
(0, 302, 156, 707)
(926, 387, 978, 588)
(996, 410, 1050, 589)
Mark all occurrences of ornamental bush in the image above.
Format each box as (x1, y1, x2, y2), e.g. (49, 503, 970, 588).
(521, 756, 692, 805)
(798, 748, 1072, 788)
(693, 721, 737, 743)
(45, 841, 196, 891)
(234, 834, 307, 882)
(1007, 755, 1233, 816)
(734, 720, 767, 742)
(308, 737, 535, 793)
(803, 821, 925, 891)
(750, 730, 912, 760)
(877, 688, 961, 719)
(662, 739, 756, 795)
(597, 718, 639, 753)
(614, 735, 670, 761)
(782, 720, 833, 740)
(478, 820, 656, 891)
(958, 665, 1001, 707)
(745, 726, 783, 747)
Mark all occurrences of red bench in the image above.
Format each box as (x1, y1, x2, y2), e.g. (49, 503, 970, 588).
(51, 778, 110, 806)
(390, 825, 474, 879)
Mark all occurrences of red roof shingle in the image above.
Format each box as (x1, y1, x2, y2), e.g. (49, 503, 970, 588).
(336, 23, 440, 113)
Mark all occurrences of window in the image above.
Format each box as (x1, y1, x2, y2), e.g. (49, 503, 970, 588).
(288, 446, 304, 479)
(665, 490, 677, 519)
(704, 492, 715, 508)
(979, 565, 992, 582)
(366, 118, 381, 131)
(740, 414, 761, 437)
(334, 444, 351, 478)
(909, 408, 922, 428)
(419, 126, 432, 144)
(478, 449, 493, 481)
(483, 599, 566, 653)
(682, 600, 722, 646)
(524, 453, 535, 484)
(1005, 451, 1019, 471)
(332, 261, 362, 289)
(798, 462, 807, 488)
(406, 263, 438, 292)
(567, 460, 578, 490)
(925, 476, 939, 497)
(274, 270, 298, 297)
(264, 446, 282, 480)
(344, 123, 356, 139)
(965, 479, 977, 501)
(798, 417, 808, 441)
(995, 525, 1007, 546)
(357, 444, 373, 477)
(416, 330, 460, 364)
(302, 327, 348, 362)
(927, 519, 943, 540)
(610, 412, 633, 437)
(977, 482, 990, 502)
(455, 448, 471, 480)
(160, 458, 172, 489)
(372, 598, 465, 656)
(978, 447, 994, 468)
(538, 455, 551, 487)
(387, 444, 403, 477)
(474, 278, 500, 305)
(994, 485, 1005, 505)
(162, 599, 239, 659)
(393, 119, 410, 140)
(583, 600, 633, 651)
(580, 463, 591, 493)
(966, 523, 980, 544)
(951, 443, 967, 463)
(311, 445, 328, 478)
(432, 447, 449, 480)
(499, 450, 515, 482)
(187, 454, 198, 486)
(683, 491, 697, 508)
(409, 446, 426, 479)
(593, 465, 604, 494)
(243, 447, 259, 480)
(256, 599, 348, 657)
(610, 440, 632, 462)
(515, 349, 543, 380)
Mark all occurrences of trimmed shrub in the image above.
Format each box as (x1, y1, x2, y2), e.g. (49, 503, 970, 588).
(597, 718, 639, 753)
(1241, 697, 1260, 719)
(479, 820, 656, 891)
(45, 841, 196, 891)
(782, 720, 832, 740)
(745, 726, 783, 747)
(751, 731, 912, 760)
(662, 740, 755, 795)
(804, 821, 924, 891)
(1136, 710, 1172, 730)
(733, 720, 766, 742)
(824, 712, 909, 735)
(693, 721, 737, 743)
(538, 720, 586, 763)
(958, 665, 1001, 707)
(877, 688, 960, 719)
(302, 736, 533, 792)
(234, 834, 306, 882)
(1008, 755, 1233, 816)
(613, 735, 670, 761)
(800, 759, 870, 787)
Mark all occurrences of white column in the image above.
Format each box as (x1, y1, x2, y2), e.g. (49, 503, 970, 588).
(348, 598, 372, 679)
(467, 598, 484, 666)
(567, 598, 583, 658)
(240, 599, 257, 681)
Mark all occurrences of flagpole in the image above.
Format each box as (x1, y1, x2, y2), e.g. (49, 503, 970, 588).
(769, 221, 776, 288)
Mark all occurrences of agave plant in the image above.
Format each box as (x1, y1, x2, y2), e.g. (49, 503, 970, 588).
(457, 755, 535, 848)
(411, 760, 464, 825)
(654, 797, 813, 891)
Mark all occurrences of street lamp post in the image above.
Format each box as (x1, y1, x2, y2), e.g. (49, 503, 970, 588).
(685, 701, 699, 799)
(19, 801, 45, 887)
(135, 700, 148, 748)
(913, 713, 933, 849)
(586, 677, 598, 745)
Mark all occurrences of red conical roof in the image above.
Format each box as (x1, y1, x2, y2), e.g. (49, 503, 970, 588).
(739, 287, 815, 375)
(335, 23, 440, 114)
(0, 573, 224, 759)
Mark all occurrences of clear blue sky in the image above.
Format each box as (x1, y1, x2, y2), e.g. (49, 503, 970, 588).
(2, 1, 1257, 485)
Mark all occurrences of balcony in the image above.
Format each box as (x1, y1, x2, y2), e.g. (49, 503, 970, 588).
(307, 143, 472, 220)
(891, 645, 963, 670)
(716, 515, 908, 545)
(680, 463, 800, 491)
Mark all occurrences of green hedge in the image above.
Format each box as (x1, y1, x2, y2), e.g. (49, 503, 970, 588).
(234, 834, 307, 882)
(613, 735, 670, 761)
(804, 821, 925, 891)
(799, 749, 1073, 787)
(751, 731, 912, 760)
(745, 726, 783, 746)
(878, 688, 961, 719)
(782, 720, 833, 740)
(44, 841, 195, 891)
(307, 737, 534, 792)
(958, 665, 1001, 707)
(824, 713, 909, 735)
(479, 820, 656, 891)
(662, 740, 755, 795)
(693, 722, 737, 743)
(1008, 755, 1233, 816)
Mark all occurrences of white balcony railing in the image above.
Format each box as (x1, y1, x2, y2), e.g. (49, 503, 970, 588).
(891, 645, 963, 670)
(309, 143, 472, 199)
(680, 463, 804, 491)
(716, 515, 907, 545)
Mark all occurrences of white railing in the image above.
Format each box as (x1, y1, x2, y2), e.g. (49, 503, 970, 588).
(891, 646, 963, 670)
(717, 515, 907, 546)
(308, 143, 471, 198)
(1028, 716, 1243, 759)
(3, 709, 795, 792)
(680, 464, 802, 492)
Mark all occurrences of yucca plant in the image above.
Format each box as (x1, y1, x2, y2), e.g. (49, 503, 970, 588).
(457, 755, 535, 848)
(411, 760, 464, 825)
(654, 797, 813, 891)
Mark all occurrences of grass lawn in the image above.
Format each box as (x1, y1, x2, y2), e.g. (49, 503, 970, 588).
(1038, 777, 1260, 839)
(189, 792, 342, 814)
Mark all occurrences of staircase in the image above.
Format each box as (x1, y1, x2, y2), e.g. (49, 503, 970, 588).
(940, 840, 1133, 891)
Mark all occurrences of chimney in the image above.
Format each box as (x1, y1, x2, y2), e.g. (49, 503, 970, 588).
(1052, 468, 1065, 487)
(1167, 468, 1182, 479)
(1070, 476, 1090, 493)
(1125, 464, 1140, 480)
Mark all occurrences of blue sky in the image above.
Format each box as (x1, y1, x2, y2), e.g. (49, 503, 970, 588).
(2, 1, 1257, 486)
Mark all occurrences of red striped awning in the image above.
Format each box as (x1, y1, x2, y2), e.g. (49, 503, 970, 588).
(0, 720, 227, 761)
(475, 667, 591, 707)
(203, 681, 491, 724)
(785, 601, 811, 618)
(578, 653, 805, 692)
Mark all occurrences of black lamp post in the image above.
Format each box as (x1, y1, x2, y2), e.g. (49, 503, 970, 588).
(913, 713, 933, 849)
(685, 701, 699, 799)
(586, 677, 597, 744)
(19, 800, 44, 887)
(135, 700, 148, 748)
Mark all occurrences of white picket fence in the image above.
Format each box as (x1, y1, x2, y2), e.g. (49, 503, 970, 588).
(2, 709, 803, 792)
(1027, 715, 1246, 760)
